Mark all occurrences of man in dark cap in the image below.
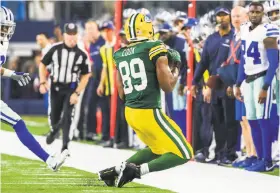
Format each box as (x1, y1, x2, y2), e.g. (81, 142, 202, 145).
(191, 7, 238, 164)
(39, 23, 91, 152)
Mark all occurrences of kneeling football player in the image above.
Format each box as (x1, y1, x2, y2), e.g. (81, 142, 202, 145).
(98, 13, 193, 188)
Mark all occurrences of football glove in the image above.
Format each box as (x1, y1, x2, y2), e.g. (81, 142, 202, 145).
(11, 72, 31, 86)
(167, 48, 182, 70)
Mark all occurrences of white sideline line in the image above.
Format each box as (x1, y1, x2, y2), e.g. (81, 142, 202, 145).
(0, 130, 279, 193)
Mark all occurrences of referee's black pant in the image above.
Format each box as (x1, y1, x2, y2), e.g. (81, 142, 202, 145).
(49, 82, 75, 150)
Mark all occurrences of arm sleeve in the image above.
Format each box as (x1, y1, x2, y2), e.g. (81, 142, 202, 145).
(41, 46, 55, 66)
(262, 25, 280, 89)
(263, 48, 279, 90)
(192, 37, 210, 85)
(80, 53, 91, 75)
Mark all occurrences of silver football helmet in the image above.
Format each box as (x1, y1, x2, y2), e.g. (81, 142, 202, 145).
(0, 6, 16, 41)
(264, 0, 280, 26)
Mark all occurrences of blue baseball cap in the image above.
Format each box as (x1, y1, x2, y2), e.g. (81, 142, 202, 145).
(215, 7, 230, 15)
(182, 18, 198, 29)
(158, 23, 172, 33)
(100, 21, 114, 30)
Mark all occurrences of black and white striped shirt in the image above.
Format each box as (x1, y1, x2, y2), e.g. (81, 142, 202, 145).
(42, 42, 91, 83)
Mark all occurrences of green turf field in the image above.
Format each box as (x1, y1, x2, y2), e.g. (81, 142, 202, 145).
(1, 154, 173, 193)
(1, 116, 49, 136)
(1, 116, 279, 176)
(0, 116, 100, 146)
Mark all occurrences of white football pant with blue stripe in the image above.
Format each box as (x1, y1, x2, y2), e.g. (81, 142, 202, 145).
(0, 100, 21, 126)
(243, 76, 273, 120)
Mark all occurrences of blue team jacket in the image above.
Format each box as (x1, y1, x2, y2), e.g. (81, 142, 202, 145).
(192, 30, 234, 103)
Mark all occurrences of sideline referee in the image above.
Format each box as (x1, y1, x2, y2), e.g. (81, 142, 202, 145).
(39, 23, 91, 151)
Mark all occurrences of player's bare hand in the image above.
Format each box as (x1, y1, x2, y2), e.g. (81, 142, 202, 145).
(97, 84, 104, 97)
(178, 84, 184, 96)
(258, 89, 267, 104)
(70, 93, 79, 105)
(190, 85, 197, 98)
(203, 86, 212, 103)
(226, 86, 234, 98)
(234, 87, 243, 102)
(39, 82, 49, 94)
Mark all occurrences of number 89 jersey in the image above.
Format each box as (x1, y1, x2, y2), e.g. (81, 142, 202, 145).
(241, 22, 279, 75)
(114, 40, 168, 109)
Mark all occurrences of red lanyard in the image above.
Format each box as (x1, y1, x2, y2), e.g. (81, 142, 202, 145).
(225, 40, 241, 65)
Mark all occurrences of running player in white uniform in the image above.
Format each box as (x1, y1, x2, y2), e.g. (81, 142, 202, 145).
(264, 0, 280, 166)
(0, 6, 68, 171)
(235, 2, 279, 172)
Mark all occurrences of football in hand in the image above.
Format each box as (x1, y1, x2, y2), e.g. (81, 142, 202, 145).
(206, 75, 224, 90)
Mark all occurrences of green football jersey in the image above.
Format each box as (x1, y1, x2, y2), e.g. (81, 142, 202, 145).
(114, 40, 168, 109)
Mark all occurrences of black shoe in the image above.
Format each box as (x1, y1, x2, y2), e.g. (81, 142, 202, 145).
(194, 152, 206, 163)
(98, 167, 118, 187)
(46, 131, 59, 145)
(86, 133, 96, 141)
(205, 157, 220, 164)
(103, 140, 114, 148)
(218, 157, 234, 166)
(61, 145, 68, 152)
(72, 136, 80, 141)
(116, 162, 141, 188)
(116, 142, 129, 149)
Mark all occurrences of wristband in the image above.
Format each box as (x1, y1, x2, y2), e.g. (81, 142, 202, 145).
(3, 69, 14, 77)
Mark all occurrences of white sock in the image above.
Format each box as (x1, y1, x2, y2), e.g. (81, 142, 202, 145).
(140, 163, 149, 176)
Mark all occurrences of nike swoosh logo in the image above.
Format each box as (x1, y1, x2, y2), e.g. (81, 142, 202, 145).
(266, 165, 274, 171)
(52, 163, 57, 170)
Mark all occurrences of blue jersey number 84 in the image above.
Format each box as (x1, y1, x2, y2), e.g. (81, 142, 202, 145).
(241, 40, 261, 65)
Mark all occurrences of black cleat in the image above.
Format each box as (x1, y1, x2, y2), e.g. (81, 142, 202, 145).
(98, 167, 118, 187)
(116, 162, 141, 188)
(46, 131, 58, 144)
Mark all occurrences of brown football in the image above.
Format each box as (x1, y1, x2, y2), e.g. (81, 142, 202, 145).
(206, 75, 224, 90)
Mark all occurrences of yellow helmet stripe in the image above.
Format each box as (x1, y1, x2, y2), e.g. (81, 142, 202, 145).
(129, 13, 139, 40)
